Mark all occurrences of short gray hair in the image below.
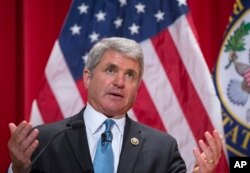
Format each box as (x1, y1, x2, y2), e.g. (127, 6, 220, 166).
(85, 37, 144, 78)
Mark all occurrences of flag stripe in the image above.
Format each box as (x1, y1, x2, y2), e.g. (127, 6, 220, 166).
(127, 109, 138, 122)
(76, 79, 88, 104)
(30, 100, 44, 126)
(45, 41, 84, 118)
(36, 76, 64, 123)
(185, 13, 199, 42)
(133, 82, 166, 132)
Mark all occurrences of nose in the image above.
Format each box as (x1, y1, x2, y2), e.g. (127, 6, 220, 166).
(113, 74, 125, 88)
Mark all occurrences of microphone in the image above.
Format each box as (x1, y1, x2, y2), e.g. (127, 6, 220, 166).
(101, 133, 107, 146)
(101, 131, 112, 146)
(23, 120, 83, 173)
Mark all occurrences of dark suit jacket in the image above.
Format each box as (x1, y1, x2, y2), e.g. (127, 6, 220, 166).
(31, 108, 186, 173)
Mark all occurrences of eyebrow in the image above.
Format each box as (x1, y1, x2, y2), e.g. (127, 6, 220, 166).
(105, 63, 138, 75)
(106, 63, 117, 68)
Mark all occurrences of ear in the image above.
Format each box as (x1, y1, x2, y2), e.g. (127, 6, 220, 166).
(83, 69, 91, 89)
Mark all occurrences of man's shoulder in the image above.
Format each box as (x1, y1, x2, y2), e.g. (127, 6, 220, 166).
(35, 108, 84, 135)
(35, 117, 70, 132)
(128, 117, 176, 143)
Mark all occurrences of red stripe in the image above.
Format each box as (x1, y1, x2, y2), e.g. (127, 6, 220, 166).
(76, 78, 88, 103)
(36, 76, 64, 123)
(133, 82, 167, 132)
(186, 13, 199, 42)
(151, 30, 229, 171)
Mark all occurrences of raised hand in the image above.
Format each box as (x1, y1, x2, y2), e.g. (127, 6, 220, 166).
(8, 121, 39, 173)
(192, 130, 223, 173)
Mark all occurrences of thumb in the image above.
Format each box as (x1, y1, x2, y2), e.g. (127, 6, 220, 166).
(8, 123, 17, 134)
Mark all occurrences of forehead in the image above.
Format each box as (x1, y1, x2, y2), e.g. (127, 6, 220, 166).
(99, 50, 140, 70)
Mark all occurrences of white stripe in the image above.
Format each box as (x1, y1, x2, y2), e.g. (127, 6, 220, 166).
(30, 100, 44, 126)
(168, 15, 223, 134)
(45, 40, 84, 118)
(140, 39, 197, 172)
(128, 109, 138, 121)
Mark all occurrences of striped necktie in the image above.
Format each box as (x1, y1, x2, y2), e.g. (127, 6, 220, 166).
(93, 119, 115, 173)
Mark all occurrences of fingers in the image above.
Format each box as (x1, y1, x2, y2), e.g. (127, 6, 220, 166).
(193, 129, 224, 173)
(8, 121, 39, 172)
(193, 147, 203, 165)
(9, 123, 17, 134)
(19, 128, 38, 150)
(13, 121, 32, 144)
(23, 130, 39, 158)
(199, 133, 214, 163)
(203, 130, 222, 164)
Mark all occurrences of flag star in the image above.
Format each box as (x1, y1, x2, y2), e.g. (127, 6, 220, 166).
(119, 0, 127, 7)
(129, 23, 140, 35)
(176, 0, 187, 6)
(78, 3, 89, 14)
(95, 11, 106, 21)
(154, 10, 165, 22)
(82, 53, 88, 64)
(89, 31, 100, 42)
(114, 17, 123, 29)
(70, 24, 81, 35)
(135, 3, 146, 13)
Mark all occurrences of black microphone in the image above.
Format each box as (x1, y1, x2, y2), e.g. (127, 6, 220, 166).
(101, 132, 107, 146)
(23, 120, 83, 173)
(101, 131, 112, 146)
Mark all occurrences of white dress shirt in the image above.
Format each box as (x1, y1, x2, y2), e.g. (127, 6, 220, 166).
(84, 103, 125, 173)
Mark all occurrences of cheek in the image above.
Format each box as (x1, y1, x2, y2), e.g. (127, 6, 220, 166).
(90, 78, 108, 95)
(127, 86, 138, 101)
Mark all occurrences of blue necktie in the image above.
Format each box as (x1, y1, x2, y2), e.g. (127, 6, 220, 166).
(93, 119, 115, 173)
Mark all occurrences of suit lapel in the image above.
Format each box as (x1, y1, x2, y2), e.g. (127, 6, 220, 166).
(65, 109, 94, 173)
(117, 116, 144, 173)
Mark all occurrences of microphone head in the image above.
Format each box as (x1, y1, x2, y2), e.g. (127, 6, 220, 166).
(67, 121, 84, 130)
(101, 133, 106, 140)
(101, 133, 107, 146)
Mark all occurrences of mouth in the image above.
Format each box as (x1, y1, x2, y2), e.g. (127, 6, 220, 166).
(107, 91, 124, 98)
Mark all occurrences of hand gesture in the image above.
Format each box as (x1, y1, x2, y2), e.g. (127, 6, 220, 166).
(8, 121, 39, 173)
(192, 130, 223, 173)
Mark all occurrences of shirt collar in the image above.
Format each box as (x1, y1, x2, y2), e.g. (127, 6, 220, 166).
(83, 103, 126, 135)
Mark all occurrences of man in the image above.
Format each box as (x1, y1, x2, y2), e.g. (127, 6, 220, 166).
(8, 37, 222, 173)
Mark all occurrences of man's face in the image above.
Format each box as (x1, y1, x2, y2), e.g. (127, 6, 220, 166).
(84, 50, 141, 117)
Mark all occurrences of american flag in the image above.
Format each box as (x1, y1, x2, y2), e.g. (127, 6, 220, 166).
(29, 0, 229, 172)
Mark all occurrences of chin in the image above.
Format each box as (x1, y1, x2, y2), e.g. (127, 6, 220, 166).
(101, 101, 129, 114)
(103, 107, 126, 116)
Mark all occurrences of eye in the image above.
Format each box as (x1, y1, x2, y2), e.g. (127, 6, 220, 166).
(106, 67, 115, 74)
(126, 71, 135, 79)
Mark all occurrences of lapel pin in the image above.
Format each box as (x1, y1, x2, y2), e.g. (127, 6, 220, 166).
(130, 137, 139, 145)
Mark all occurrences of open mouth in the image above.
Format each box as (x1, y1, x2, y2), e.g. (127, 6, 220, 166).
(108, 92, 124, 98)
